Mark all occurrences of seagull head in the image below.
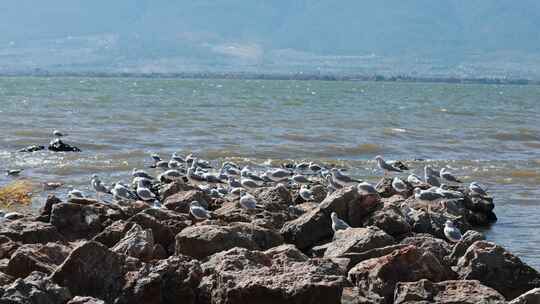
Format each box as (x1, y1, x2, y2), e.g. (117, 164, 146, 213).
(413, 187, 422, 195)
(445, 220, 454, 227)
(190, 201, 202, 208)
(91, 174, 99, 180)
(374, 155, 383, 162)
(330, 212, 338, 221)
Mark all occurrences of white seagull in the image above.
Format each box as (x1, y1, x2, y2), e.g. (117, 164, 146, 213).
(331, 212, 350, 232)
(444, 220, 462, 243)
(189, 201, 211, 220)
(375, 155, 402, 175)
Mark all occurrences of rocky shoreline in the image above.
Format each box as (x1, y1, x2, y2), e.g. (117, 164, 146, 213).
(0, 157, 539, 303)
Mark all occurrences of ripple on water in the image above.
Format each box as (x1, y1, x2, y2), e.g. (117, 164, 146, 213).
(492, 129, 540, 142)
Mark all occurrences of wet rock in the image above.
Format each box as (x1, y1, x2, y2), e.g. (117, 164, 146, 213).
(175, 222, 283, 260)
(163, 189, 211, 213)
(463, 195, 495, 213)
(17, 145, 45, 153)
(0, 220, 64, 244)
(456, 240, 540, 300)
(324, 227, 395, 259)
(6, 242, 71, 278)
(67, 296, 106, 304)
(159, 181, 196, 201)
(348, 245, 456, 303)
(50, 203, 105, 239)
(128, 213, 176, 255)
(51, 241, 141, 303)
(111, 224, 154, 262)
(116, 255, 202, 304)
(362, 203, 411, 237)
(48, 139, 81, 152)
(199, 245, 346, 304)
(400, 235, 452, 265)
(446, 230, 485, 265)
(394, 279, 506, 304)
(36, 195, 62, 222)
(1, 271, 72, 304)
(509, 288, 540, 304)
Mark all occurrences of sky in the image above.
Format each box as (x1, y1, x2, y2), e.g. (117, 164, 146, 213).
(1, 1, 540, 78)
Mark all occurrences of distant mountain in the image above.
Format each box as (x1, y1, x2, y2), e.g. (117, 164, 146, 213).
(1, 1, 540, 78)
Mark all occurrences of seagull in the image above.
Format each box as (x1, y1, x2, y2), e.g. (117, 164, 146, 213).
(414, 187, 444, 202)
(424, 166, 441, 187)
(171, 152, 184, 163)
(186, 167, 206, 186)
(374, 155, 402, 175)
(230, 187, 243, 196)
(265, 168, 292, 182)
(152, 200, 163, 209)
(167, 159, 182, 169)
(189, 201, 211, 220)
(392, 177, 408, 193)
(400, 202, 418, 224)
(425, 165, 440, 177)
(150, 153, 161, 162)
(240, 177, 261, 190)
(6, 169, 23, 176)
(202, 172, 225, 184)
(53, 130, 66, 137)
(111, 183, 138, 202)
(159, 169, 183, 183)
(154, 160, 169, 170)
(440, 168, 462, 183)
(436, 185, 464, 199)
(91, 174, 110, 202)
(239, 192, 258, 210)
(407, 174, 423, 186)
(132, 168, 153, 180)
(330, 168, 362, 187)
(331, 212, 350, 232)
(133, 176, 153, 189)
(136, 186, 156, 202)
(299, 185, 314, 201)
(444, 220, 462, 243)
(228, 177, 242, 188)
(469, 182, 488, 197)
(221, 163, 241, 176)
(67, 189, 84, 199)
(309, 162, 323, 172)
(295, 162, 310, 170)
(357, 182, 378, 195)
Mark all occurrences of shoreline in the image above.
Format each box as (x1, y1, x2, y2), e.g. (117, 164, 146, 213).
(0, 154, 538, 303)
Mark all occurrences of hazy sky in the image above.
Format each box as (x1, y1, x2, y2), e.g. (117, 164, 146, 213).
(1, 1, 540, 77)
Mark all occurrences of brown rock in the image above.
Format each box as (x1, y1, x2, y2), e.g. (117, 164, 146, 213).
(67, 296, 106, 304)
(0, 235, 19, 259)
(159, 181, 196, 201)
(324, 227, 395, 258)
(37, 195, 62, 222)
(128, 213, 176, 255)
(163, 190, 211, 213)
(400, 235, 452, 265)
(6, 242, 71, 278)
(446, 230, 485, 265)
(1, 271, 72, 304)
(280, 207, 332, 250)
(509, 288, 540, 304)
(0, 220, 64, 244)
(111, 224, 154, 262)
(394, 279, 506, 304)
(254, 184, 292, 212)
(50, 203, 105, 239)
(456, 241, 540, 300)
(92, 220, 134, 248)
(0, 271, 14, 286)
(362, 203, 411, 237)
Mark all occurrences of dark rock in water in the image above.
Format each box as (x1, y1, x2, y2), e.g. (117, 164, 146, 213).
(456, 240, 540, 300)
(0, 220, 65, 244)
(509, 288, 540, 304)
(324, 227, 395, 259)
(362, 203, 412, 237)
(199, 245, 347, 304)
(51, 241, 141, 303)
(50, 203, 105, 239)
(175, 222, 283, 260)
(111, 224, 154, 262)
(394, 279, 506, 304)
(163, 189, 211, 213)
(68, 296, 106, 304)
(17, 145, 45, 153)
(348, 245, 456, 303)
(446, 230, 485, 265)
(1, 271, 72, 304)
(116, 255, 202, 304)
(48, 139, 81, 152)
(6, 242, 71, 278)
(400, 235, 452, 266)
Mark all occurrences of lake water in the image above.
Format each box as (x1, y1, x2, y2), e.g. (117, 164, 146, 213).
(0, 77, 539, 268)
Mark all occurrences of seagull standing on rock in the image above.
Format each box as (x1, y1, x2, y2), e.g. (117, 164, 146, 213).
(299, 185, 314, 201)
(375, 155, 403, 175)
(440, 168, 462, 183)
(330, 168, 362, 187)
(68, 189, 84, 199)
(189, 201, 211, 220)
(53, 130, 66, 137)
(407, 174, 423, 186)
(424, 166, 441, 187)
(357, 182, 378, 195)
(392, 177, 408, 193)
(239, 191, 258, 210)
(331, 212, 350, 232)
(469, 182, 488, 197)
(111, 183, 137, 203)
(91, 174, 110, 202)
(444, 220, 462, 243)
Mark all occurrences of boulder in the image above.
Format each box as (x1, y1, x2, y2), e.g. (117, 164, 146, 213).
(67, 296, 106, 304)
(92, 220, 134, 248)
(127, 213, 177, 255)
(36, 195, 62, 222)
(319, 187, 381, 226)
(111, 224, 154, 262)
(0, 271, 14, 286)
(159, 181, 196, 201)
(199, 245, 347, 304)
(51, 241, 141, 303)
(456, 241, 540, 300)
(163, 190, 211, 213)
(362, 203, 411, 237)
(324, 227, 395, 258)
(348, 245, 456, 302)
(175, 223, 282, 260)
(6, 242, 71, 278)
(509, 288, 540, 304)
(446, 230, 485, 265)
(50, 203, 105, 239)
(0, 271, 71, 304)
(339, 244, 410, 273)
(141, 207, 191, 236)
(0, 220, 64, 244)
(400, 235, 452, 265)
(116, 255, 202, 304)
(394, 279, 506, 304)
(0, 236, 19, 259)
(254, 184, 292, 211)
(48, 139, 81, 152)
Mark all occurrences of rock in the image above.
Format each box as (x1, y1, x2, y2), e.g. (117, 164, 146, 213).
(36, 195, 62, 222)
(51, 241, 140, 303)
(50, 203, 105, 239)
(348, 245, 456, 302)
(111, 224, 154, 262)
(17, 145, 45, 153)
(159, 181, 196, 201)
(199, 245, 346, 304)
(463, 195, 495, 213)
(324, 227, 395, 258)
(362, 203, 411, 237)
(67, 296, 106, 304)
(447, 230, 485, 265)
(141, 207, 191, 235)
(116, 255, 202, 304)
(319, 187, 381, 226)
(400, 235, 452, 265)
(128, 213, 176, 255)
(394, 279, 506, 304)
(339, 244, 410, 273)
(0, 236, 19, 259)
(456, 240, 540, 300)
(0, 272, 14, 286)
(48, 139, 81, 152)
(92, 220, 134, 248)
(0, 220, 64, 244)
(175, 222, 283, 260)
(509, 288, 540, 304)
(6, 242, 71, 278)
(163, 189, 211, 213)
(254, 184, 292, 211)
(1, 271, 72, 304)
